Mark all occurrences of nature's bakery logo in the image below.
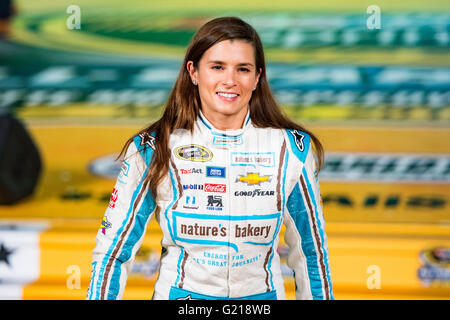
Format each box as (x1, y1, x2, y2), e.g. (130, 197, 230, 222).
(231, 152, 275, 168)
(172, 211, 280, 252)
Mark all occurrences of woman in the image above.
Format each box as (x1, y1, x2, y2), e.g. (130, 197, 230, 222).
(87, 16, 333, 300)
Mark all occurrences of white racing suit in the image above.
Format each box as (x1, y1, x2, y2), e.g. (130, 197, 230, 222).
(87, 111, 333, 300)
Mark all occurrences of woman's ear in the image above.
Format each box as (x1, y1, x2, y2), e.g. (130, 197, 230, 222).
(254, 67, 262, 90)
(186, 61, 198, 85)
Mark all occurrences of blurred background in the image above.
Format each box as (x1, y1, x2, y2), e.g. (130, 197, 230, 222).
(0, 0, 448, 299)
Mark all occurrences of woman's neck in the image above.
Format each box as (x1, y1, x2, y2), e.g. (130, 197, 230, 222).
(200, 107, 248, 131)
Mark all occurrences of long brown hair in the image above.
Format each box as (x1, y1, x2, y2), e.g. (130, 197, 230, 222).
(119, 16, 324, 198)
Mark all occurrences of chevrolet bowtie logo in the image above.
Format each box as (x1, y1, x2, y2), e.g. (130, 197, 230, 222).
(236, 173, 271, 185)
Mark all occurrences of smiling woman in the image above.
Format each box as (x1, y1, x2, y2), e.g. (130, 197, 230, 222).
(186, 39, 261, 130)
(126, 16, 324, 198)
(87, 16, 333, 301)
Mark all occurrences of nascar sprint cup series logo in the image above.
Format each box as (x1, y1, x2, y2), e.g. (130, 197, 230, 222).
(174, 145, 213, 162)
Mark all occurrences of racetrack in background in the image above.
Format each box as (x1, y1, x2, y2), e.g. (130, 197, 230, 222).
(0, 0, 448, 300)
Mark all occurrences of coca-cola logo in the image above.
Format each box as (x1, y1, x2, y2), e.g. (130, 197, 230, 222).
(204, 183, 226, 193)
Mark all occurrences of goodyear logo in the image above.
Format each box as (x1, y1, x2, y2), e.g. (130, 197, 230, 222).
(174, 145, 213, 162)
(236, 173, 271, 185)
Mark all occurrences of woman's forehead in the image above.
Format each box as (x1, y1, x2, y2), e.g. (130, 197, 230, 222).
(200, 39, 256, 65)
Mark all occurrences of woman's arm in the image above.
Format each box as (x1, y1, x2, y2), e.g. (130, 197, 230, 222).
(283, 131, 334, 300)
(87, 136, 157, 300)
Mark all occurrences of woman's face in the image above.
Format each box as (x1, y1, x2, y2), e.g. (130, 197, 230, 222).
(187, 39, 261, 127)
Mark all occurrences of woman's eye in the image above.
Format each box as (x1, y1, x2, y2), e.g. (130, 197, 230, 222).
(239, 68, 250, 72)
(212, 65, 223, 70)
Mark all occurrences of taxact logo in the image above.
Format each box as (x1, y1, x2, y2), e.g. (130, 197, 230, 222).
(180, 168, 203, 174)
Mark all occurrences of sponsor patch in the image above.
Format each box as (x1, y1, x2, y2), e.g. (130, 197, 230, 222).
(138, 132, 156, 151)
(183, 195, 199, 210)
(174, 145, 213, 162)
(101, 216, 112, 234)
(206, 195, 223, 211)
(172, 211, 280, 252)
(213, 135, 243, 146)
(236, 173, 271, 185)
(289, 130, 305, 152)
(182, 184, 204, 191)
(117, 160, 130, 184)
(204, 183, 226, 193)
(230, 152, 275, 168)
(108, 188, 118, 208)
(180, 168, 203, 174)
(206, 166, 226, 178)
(234, 189, 275, 197)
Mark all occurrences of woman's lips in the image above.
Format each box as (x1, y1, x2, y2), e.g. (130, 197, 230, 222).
(216, 92, 239, 102)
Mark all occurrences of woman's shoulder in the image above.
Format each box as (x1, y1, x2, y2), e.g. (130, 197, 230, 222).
(283, 128, 312, 162)
(126, 131, 156, 166)
(132, 131, 156, 152)
(254, 126, 311, 138)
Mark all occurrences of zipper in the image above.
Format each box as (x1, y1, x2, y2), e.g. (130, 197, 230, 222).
(226, 145, 231, 297)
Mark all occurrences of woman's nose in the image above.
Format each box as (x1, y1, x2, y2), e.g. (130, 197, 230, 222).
(222, 69, 236, 86)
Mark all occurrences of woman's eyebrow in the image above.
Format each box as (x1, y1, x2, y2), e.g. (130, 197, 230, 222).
(206, 60, 254, 67)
